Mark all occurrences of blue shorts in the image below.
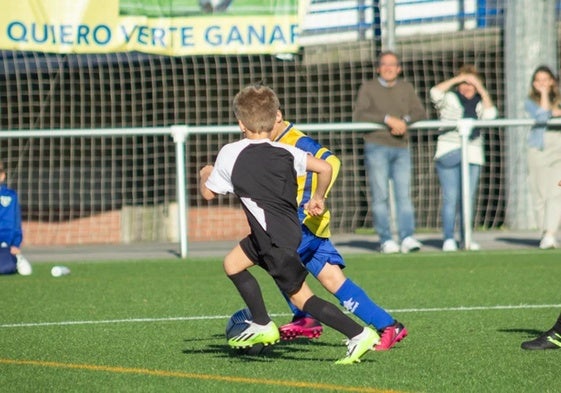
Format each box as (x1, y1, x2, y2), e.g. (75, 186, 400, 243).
(298, 226, 345, 278)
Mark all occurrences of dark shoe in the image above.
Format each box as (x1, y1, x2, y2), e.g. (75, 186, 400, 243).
(521, 329, 561, 350)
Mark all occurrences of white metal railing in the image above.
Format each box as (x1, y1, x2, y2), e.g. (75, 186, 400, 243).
(1, 117, 559, 257)
(182, 117, 558, 256)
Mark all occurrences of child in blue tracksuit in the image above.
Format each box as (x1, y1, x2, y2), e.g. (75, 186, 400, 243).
(0, 162, 25, 275)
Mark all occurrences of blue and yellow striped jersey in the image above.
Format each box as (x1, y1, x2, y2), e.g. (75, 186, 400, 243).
(274, 122, 341, 238)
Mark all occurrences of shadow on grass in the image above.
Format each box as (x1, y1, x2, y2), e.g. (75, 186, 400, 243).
(495, 237, 538, 248)
(420, 238, 444, 250)
(498, 327, 545, 338)
(334, 239, 379, 252)
(181, 336, 378, 363)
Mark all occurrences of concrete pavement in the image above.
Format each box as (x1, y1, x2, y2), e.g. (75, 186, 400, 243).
(22, 230, 546, 263)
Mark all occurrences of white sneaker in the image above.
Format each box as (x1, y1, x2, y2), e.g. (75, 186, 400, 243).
(400, 236, 422, 253)
(539, 235, 557, 249)
(380, 240, 400, 254)
(16, 254, 32, 276)
(442, 239, 458, 252)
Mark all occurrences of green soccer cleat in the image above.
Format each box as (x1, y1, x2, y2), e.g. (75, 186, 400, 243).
(335, 327, 380, 365)
(227, 321, 280, 349)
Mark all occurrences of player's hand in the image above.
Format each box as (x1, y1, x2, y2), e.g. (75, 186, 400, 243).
(199, 165, 213, 180)
(304, 197, 325, 216)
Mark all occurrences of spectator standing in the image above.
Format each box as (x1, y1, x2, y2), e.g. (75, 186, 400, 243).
(430, 65, 498, 251)
(353, 51, 427, 254)
(524, 65, 561, 249)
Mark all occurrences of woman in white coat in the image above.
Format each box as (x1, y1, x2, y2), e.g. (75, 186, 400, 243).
(430, 65, 498, 251)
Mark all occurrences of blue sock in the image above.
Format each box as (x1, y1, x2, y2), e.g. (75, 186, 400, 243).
(335, 279, 394, 330)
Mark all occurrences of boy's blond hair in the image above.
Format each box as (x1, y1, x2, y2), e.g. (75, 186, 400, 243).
(233, 84, 280, 133)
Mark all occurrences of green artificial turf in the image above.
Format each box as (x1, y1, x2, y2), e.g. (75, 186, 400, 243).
(2, 249, 561, 392)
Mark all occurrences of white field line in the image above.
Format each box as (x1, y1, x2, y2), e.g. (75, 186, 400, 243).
(2, 303, 561, 329)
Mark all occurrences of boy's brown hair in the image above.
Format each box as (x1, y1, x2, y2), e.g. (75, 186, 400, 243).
(233, 84, 280, 133)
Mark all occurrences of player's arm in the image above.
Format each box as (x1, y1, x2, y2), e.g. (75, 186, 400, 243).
(304, 155, 332, 216)
(199, 165, 217, 201)
(324, 154, 341, 196)
(296, 135, 340, 196)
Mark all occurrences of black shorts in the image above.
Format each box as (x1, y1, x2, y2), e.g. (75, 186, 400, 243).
(240, 235, 308, 295)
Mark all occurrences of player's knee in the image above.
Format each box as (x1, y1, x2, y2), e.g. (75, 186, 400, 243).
(317, 264, 346, 293)
(223, 253, 239, 275)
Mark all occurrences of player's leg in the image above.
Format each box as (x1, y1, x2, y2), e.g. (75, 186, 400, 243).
(312, 239, 407, 349)
(278, 228, 323, 340)
(224, 241, 279, 348)
(270, 246, 378, 363)
(288, 283, 379, 364)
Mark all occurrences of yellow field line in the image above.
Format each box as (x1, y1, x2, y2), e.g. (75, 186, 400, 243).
(0, 358, 407, 393)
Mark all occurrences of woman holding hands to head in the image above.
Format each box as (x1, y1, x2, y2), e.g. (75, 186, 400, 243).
(524, 65, 561, 249)
(430, 65, 497, 252)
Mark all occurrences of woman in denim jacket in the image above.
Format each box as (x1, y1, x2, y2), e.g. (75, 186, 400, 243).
(430, 65, 497, 251)
(524, 65, 561, 249)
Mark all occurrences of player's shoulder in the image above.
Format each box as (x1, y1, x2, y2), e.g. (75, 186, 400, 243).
(0, 186, 18, 197)
(278, 125, 306, 145)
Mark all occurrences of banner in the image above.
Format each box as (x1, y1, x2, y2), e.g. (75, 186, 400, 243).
(0, 0, 300, 55)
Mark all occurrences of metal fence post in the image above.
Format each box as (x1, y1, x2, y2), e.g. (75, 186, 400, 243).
(171, 125, 188, 258)
(458, 118, 474, 250)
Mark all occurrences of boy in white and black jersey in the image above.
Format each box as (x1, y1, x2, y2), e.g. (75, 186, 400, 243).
(199, 84, 379, 364)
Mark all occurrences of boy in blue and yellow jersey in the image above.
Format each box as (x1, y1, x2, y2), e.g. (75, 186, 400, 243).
(270, 117, 407, 350)
(0, 162, 31, 275)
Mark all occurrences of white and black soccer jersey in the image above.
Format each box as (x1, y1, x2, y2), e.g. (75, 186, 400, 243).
(206, 138, 308, 251)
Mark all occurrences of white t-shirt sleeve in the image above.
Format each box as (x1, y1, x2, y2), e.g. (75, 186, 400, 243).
(205, 147, 235, 195)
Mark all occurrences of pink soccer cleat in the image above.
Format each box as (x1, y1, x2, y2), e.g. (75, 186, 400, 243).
(279, 316, 323, 341)
(375, 321, 408, 351)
